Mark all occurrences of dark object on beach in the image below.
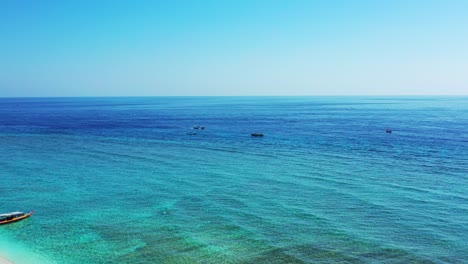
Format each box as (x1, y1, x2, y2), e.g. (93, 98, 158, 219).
(251, 133, 264, 137)
(0, 211, 34, 225)
(193, 126, 205, 130)
(385, 129, 392, 133)
(186, 132, 197, 135)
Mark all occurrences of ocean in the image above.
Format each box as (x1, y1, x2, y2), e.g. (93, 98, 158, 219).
(0, 96, 467, 263)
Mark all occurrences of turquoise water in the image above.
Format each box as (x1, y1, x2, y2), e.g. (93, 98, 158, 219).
(0, 97, 467, 263)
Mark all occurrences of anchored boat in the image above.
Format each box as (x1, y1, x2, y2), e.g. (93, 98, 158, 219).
(0, 211, 34, 225)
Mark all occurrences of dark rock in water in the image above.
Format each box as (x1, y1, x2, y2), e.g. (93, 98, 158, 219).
(251, 133, 264, 137)
(385, 129, 392, 133)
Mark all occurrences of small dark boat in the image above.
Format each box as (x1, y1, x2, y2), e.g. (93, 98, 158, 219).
(251, 133, 264, 137)
(0, 211, 34, 225)
(193, 126, 205, 130)
(385, 129, 392, 133)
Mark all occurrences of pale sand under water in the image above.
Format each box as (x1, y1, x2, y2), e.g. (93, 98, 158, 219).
(0, 256, 13, 264)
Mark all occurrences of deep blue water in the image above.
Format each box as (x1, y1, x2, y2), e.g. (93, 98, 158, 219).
(0, 97, 467, 263)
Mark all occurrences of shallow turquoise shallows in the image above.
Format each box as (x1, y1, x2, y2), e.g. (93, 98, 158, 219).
(0, 97, 467, 263)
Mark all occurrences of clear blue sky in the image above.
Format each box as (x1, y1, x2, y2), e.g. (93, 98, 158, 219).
(1, 0, 467, 96)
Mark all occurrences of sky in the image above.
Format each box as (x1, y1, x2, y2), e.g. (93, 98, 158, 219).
(1, 0, 467, 96)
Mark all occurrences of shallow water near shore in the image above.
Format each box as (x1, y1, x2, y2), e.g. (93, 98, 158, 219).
(0, 96, 467, 263)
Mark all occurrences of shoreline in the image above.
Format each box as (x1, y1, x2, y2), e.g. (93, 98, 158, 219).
(0, 256, 13, 264)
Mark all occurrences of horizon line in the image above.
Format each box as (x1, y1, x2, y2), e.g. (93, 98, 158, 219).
(0, 94, 467, 99)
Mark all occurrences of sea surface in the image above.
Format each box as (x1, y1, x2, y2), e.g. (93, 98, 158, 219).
(0, 97, 467, 263)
